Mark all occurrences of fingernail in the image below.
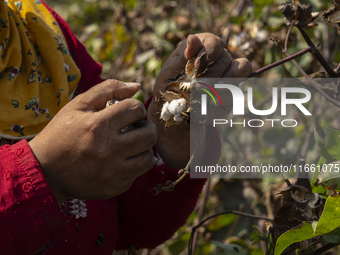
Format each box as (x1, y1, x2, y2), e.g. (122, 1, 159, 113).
(124, 82, 141, 88)
(187, 35, 192, 47)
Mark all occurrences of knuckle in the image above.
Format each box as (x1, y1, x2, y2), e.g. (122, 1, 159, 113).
(102, 79, 119, 89)
(217, 37, 224, 48)
(128, 99, 146, 118)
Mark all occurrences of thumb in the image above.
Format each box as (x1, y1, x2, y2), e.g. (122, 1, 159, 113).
(184, 35, 203, 60)
(78, 79, 141, 111)
(165, 35, 203, 73)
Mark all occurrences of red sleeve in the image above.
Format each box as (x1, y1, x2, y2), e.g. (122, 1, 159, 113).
(114, 99, 221, 250)
(0, 140, 70, 254)
(115, 163, 206, 250)
(41, 1, 105, 93)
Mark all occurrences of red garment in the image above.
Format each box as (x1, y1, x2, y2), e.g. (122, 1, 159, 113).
(0, 3, 221, 255)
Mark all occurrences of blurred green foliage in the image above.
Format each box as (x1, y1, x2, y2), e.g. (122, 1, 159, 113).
(44, 0, 340, 254)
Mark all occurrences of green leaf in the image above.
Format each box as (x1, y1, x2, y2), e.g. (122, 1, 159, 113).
(274, 196, 340, 255)
(250, 225, 268, 245)
(314, 161, 340, 191)
(274, 222, 314, 255)
(315, 196, 340, 233)
(206, 214, 237, 231)
(212, 241, 245, 255)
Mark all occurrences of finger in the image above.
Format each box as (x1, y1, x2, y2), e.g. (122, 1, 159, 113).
(125, 148, 155, 176)
(199, 49, 233, 78)
(222, 58, 253, 78)
(104, 99, 147, 131)
(164, 35, 203, 71)
(117, 121, 157, 158)
(194, 33, 225, 74)
(76, 79, 141, 111)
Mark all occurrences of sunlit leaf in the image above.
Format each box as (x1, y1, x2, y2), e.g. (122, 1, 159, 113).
(206, 214, 237, 231)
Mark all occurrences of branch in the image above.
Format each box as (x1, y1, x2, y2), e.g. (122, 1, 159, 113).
(191, 180, 210, 255)
(296, 24, 337, 78)
(283, 50, 340, 108)
(248, 46, 312, 78)
(188, 210, 272, 255)
(308, 242, 339, 255)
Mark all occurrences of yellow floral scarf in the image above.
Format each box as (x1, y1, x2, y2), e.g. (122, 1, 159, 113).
(0, 0, 80, 139)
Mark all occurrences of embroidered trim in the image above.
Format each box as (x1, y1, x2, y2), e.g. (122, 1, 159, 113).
(69, 198, 87, 219)
(153, 152, 164, 166)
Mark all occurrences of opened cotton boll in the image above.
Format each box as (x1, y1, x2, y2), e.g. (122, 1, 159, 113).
(168, 98, 187, 115)
(160, 101, 172, 121)
(160, 98, 187, 123)
(155, 57, 204, 129)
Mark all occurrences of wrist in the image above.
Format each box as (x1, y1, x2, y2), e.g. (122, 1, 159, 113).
(28, 139, 67, 206)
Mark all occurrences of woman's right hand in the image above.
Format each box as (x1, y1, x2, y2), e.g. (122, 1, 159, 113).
(29, 80, 157, 205)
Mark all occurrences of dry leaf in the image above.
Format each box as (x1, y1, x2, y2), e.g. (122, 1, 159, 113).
(322, 0, 340, 30)
(156, 54, 208, 129)
(279, 2, 319, 29)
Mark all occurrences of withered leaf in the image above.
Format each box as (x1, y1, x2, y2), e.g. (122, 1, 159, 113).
(156, 56, 209, 129)
(272, 179, 325, 253)
(279, 2, 319, 29)
(322, 0, 340, 30)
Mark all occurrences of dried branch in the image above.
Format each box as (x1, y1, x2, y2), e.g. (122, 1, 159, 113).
(188, 210, 272, 255)
(248, 46, 312, 78)
(191, 180, 210, 255)
(296, 24, 337, 78)
(308, 242, 339, 255)
(283, 50, 340, 108)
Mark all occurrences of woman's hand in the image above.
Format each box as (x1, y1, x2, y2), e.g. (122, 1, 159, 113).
(29, 80, 157, 205)
(147, 33, 252, 169)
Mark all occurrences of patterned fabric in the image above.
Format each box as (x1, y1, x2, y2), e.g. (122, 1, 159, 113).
(0, 0, 80, 139)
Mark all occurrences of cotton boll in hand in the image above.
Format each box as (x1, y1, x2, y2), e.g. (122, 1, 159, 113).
(168, 98, 187, 115)
(160, 98, 187, 123)
(160, 101, 172, 121)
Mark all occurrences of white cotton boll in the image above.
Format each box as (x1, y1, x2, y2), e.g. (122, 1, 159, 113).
(168, 99, 180, 115)
(168, 98, 187, 115)
(161, 98, 187, 123)
(174, 98, 187, 115)
(174, 114, 184, 122)
(160, 101, 172, 121)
